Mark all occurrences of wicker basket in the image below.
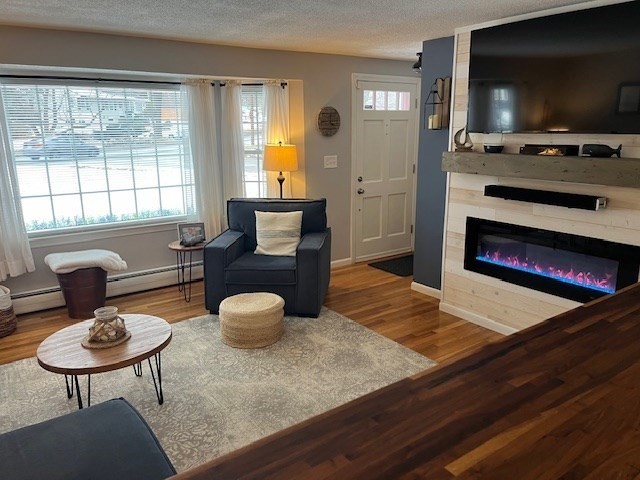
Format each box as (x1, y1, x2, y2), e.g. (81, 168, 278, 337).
(0, 285, 17, 338)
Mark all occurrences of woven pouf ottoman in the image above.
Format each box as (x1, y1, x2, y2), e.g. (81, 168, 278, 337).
(219, 292, 285, 348)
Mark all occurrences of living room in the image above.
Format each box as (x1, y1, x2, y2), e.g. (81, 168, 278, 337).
(1, 0, 640, 478)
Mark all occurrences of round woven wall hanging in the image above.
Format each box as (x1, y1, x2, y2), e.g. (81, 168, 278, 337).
(317, 106, 340, 136)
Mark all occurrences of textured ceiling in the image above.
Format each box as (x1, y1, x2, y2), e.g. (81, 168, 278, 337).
(0, 0, 596, 60)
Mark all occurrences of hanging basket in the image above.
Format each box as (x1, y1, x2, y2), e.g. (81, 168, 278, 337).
(0, 286, 17, 338)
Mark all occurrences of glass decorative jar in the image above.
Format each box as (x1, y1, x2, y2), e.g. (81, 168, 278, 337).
(88, 306, 127, 343)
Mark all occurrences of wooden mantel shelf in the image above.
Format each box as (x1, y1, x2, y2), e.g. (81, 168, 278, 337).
(442, 151, 640, 189)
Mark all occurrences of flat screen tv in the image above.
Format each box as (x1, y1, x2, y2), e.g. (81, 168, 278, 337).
(468, 1, 640, 134)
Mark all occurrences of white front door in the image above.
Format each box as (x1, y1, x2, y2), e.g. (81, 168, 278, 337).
(353, 77, 419, 262)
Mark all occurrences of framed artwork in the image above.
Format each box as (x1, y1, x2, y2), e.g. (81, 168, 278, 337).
(177, 222, 205, 246)
(617, 84, 640, 114)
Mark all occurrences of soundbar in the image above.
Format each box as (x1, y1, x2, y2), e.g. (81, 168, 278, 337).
(484, 185, 607, 211)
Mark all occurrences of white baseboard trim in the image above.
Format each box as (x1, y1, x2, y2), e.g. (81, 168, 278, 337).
(107, 266, 203, 298)
(355, 248, 412, 264)
(439, 301, 517, 336)
(331, 258, 353, 269)
(410, 282, 441, 300)
(13, 265, 203, 315)
(12, 291, 65, 316)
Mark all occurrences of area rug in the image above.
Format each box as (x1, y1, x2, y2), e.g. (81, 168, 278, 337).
(369, 254, 414, 277)
(0, 308, 435, 472)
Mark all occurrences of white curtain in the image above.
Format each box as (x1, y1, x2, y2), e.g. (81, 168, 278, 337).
(182, 80, 224, 239)
(264, 80, 292, 198)
(220, 80, 245, 200)
(0, 93, 35, 281)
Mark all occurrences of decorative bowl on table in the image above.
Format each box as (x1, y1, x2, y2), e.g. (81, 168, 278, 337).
(81, 306, 131, 348)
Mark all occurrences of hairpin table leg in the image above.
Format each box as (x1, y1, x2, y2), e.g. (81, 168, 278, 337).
(64, 374, 73, 399)
(148, 352, 164, 405)
(71, 374, 90, 409)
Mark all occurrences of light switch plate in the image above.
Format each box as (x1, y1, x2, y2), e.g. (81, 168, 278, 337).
(324, 155, 338, 168)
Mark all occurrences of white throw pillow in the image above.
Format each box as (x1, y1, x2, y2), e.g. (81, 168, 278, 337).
(255, 210, 303, 256)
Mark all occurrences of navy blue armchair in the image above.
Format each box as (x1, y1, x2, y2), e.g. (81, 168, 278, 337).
(204, 198, 331, 317)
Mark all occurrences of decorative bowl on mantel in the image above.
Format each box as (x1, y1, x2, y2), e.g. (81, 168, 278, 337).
(484, 145, 504, 153)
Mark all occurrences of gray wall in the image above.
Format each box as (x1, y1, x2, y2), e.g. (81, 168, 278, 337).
(0, 26, 412, 295)
(413, 37, 454, 289)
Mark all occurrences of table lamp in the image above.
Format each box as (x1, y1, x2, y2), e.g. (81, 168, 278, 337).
(263, 142, 298, 199)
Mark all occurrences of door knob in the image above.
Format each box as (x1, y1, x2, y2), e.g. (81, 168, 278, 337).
(357, 188, 365, 194)
(357, 176, 363, 182)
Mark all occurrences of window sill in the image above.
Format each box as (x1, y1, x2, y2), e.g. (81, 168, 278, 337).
(29, 219, 185, 249)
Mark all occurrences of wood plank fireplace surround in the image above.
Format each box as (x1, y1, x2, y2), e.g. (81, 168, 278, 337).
(438, 31, 640, 335)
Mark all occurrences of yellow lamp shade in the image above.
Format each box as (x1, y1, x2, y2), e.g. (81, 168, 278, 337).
(263, 143, 298, 172)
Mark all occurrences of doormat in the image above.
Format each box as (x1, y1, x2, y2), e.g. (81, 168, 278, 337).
(369, 254, 413, 277)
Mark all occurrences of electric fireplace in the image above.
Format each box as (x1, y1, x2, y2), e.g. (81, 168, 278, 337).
(464, 217, 640, 302)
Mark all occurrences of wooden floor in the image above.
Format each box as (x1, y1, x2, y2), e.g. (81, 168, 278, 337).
(8, 263, 636, 478)
(176, 283, 640, 480)
(0, 261, 502, 366)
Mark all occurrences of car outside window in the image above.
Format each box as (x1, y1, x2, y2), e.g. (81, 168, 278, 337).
(1, 82, 194, 233)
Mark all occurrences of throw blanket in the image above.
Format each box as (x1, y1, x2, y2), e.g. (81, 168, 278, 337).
(44, 249, 128, 274)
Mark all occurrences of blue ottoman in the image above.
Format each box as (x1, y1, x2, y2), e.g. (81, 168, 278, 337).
(0, 398, 175, 480)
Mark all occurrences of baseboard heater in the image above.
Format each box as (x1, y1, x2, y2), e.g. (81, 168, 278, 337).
(484, 185, 607, 211)
(12, 262, 204, 315)
(11, 262, 203, 300)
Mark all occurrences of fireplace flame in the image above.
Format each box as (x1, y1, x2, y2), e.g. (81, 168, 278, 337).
(478, 251, 616, 293)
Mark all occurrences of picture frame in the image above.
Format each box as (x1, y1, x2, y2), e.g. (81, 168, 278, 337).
(177, 222, 206, 246)
(617, 83, 640, 114)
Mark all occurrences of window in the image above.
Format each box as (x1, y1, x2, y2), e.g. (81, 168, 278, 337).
(487, 86, 515, 132)
(238, 84, 290, 197)
(1, 82, 194, 233)
(240, 85, 267, 197)
(363, 90, 410, 111)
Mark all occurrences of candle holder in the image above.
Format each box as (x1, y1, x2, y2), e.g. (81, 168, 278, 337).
(82, 306, 131, 349)
(423, 77, 451, 130)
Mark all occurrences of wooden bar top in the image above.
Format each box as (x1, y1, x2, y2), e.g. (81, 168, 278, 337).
(174, 283, 640, 479)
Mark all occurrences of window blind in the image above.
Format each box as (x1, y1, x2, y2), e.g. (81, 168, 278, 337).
(0, 82, 194, 232)
(240, 85, 268, 198)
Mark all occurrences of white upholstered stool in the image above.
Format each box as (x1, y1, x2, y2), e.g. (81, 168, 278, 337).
(44, 249, 127, 319)
(219, 292, 285, 348)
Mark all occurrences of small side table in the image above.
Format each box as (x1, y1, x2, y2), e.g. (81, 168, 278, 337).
(168, 240, 204, 302)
